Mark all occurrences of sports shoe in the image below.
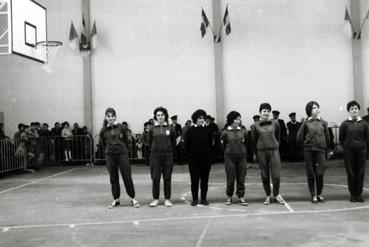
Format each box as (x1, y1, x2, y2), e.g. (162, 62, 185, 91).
(164, 199, 173, 207)
(108, 199, 120, 209)
(191, 199, 198, 206)
(131, 199, 140, 208)
(150, 199, 160, 207)
(225, 197, 232, 205)
(317, 195, 325, 202)
(201, 198, 209, 206)
(350, 194, 357, 202)
(356, 195, 365, 203)
(275, 194, 285, 205)
(312, 195, 318, 204)
(238, 197, 248, 206)
(264, 196, 271, 205)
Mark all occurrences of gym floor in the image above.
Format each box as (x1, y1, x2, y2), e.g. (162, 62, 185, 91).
(1, 161, 369, 247)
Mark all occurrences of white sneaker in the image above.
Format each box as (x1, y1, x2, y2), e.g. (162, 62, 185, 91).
(238, 197, 248, 206)
(275, 194, 285, 205)
(149, 199, 159, 207)
(264, 196, 271, 205)
(108, 199, 120, 209)
(131, 199, 140, 208)
(164, 199, 173, 207)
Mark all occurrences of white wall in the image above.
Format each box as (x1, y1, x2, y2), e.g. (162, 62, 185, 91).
(0, 0, 85, 136)
(222, 0, 354, 128)
(0, 0, 360, 137)
(90, 0, 216, 135)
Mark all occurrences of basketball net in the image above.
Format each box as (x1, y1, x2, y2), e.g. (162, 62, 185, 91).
(35, 41, 63, 73)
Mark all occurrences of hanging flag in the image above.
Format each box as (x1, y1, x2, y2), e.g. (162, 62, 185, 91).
(68, 22, 79, 50)
(344, 7, 351, 23)
(223, 5, 231, 35)
(214, 34, 221, 43)
(90, 21, 97, 49)
(200, 9, 210, 38)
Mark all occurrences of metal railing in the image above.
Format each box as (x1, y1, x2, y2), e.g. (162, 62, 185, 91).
(0, 135, 94, 174)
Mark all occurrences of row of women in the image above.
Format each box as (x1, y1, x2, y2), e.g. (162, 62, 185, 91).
(99, 100, 369, 208)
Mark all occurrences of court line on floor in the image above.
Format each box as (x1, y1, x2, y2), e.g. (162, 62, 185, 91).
(3, 205, 369, 232)
(0, 168, 79, 195)
(195, 217, 213, 247)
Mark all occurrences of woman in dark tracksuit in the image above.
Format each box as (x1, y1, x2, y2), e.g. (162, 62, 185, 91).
(149, 107, 176, 207)
(339, 101, 369, 203)
(251, 103, 285, 205)
(221, 111, 248, 206)
(297, 101, 330, 204)
(99, 108, 139, 209)
(185, 109, 213, 206)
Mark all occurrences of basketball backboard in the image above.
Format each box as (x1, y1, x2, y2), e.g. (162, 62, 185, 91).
(0, 0, 46, 63)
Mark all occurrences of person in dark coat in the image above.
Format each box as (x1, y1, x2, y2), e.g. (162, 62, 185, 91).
(185, 109, 213, 206)
(286, 112, 302, 161)
(339, 101, 369, 203)
(171, 115, 182, 160)
(272, 110, 288, 161)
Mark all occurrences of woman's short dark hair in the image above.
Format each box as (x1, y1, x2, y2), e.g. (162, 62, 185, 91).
(153, 107, 169, 122)
(105, 107, 116, 117)
(62, 121, 69, 128)
(305, 101, 320, 117)
(346, 100, 360, 111)
(259, 103, 271, 113)
(191, 109, 207, 123)
(103, 107, 116, 128)
(226, 111, 241, 126)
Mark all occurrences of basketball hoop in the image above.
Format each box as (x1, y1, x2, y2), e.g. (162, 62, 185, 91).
(35, 41, 63, 73)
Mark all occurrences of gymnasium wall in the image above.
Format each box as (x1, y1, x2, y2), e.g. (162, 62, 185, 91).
(0, 0, 366, 138)
(221, 0, 354, 128)
(90, 0, 216, 135)
(0, 0, 85, 136)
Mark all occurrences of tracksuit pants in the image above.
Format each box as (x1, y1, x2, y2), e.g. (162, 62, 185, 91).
(106, 154, 135, 199)
(303, 150, 325, 196)
(150, 153, 174, 199)
(224, 154, 247, 198)
(188, 156, 211, 200)
(343, 149, 367, 196)
(257, 150, 281, 197)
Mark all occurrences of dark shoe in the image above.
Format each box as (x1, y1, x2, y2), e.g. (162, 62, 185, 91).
(356, 195, 365, 203)
(191, 199, 198, 206)
(350, 194, 357, 202)
(201, 198, 209, 206)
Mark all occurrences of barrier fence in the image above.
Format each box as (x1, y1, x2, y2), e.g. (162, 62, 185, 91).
(1, 127, 342, 175)
(0, 135, 94, 174)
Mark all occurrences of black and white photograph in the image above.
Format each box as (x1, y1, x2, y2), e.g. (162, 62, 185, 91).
(1, 0, 369, 246)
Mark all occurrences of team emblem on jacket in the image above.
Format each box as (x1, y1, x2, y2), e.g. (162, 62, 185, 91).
(166, 130, 170, 135)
